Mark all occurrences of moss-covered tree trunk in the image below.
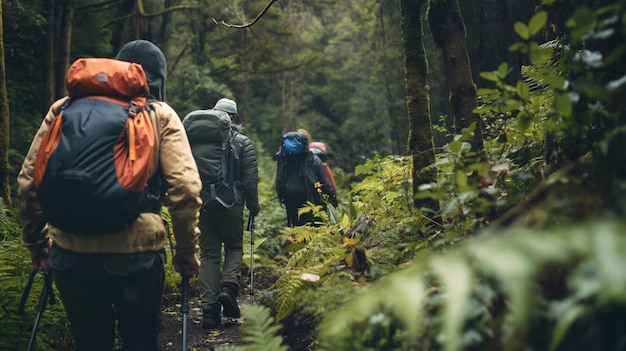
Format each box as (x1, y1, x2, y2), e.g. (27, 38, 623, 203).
(400, 0, 439, 213)
(0, 0, 11, 206)
(427, 0, 484, 152)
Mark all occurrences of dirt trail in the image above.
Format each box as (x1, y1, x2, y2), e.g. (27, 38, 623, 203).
(159, 291, 252, 350)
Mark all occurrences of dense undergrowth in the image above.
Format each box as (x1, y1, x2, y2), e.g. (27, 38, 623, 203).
(2, 0, 626, 350)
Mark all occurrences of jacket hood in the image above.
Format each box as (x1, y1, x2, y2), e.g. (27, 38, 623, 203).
(115, 40, 166, 101)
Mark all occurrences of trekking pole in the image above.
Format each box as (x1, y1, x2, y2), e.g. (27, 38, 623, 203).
(181, 274, 189, 351)
(247, 215, 256, 304)
(18, 269, 38, 314)
(25, 271, 55, 351)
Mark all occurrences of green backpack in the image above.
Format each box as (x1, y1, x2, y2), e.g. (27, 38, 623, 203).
(183, 109, 240, 210)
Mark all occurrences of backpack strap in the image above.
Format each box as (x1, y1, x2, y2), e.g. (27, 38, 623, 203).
(227, 131, 239, 187)
(221, 139, 229, 186)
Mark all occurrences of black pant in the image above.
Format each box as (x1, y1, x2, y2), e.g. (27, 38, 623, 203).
(284, 193, 325, 227)
(52, 253, 165, 351)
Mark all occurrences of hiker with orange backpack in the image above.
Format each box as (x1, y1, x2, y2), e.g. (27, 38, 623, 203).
(17, 40, 202, 350)
(309, 141, 338, 197)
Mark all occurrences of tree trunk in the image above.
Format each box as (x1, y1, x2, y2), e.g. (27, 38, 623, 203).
(44, 0, 56, 105)
(427, 0, 484, 152)
(239, 30, 250, 128)
(0, 0, 12, 206)
(110, 0, 135, 52)
(54, 0, 74, 100)
(400, 0, 439, 213)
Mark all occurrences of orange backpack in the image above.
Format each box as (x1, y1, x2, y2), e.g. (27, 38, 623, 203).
(33, 58, 159, 235)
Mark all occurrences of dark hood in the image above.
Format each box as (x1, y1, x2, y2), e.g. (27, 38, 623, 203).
(115, 40, 166, 101)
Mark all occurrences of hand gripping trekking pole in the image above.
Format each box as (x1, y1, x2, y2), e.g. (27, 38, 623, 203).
(19, 271, 56, 351)
(247, 215, 256, 304)
(181, 274, 190, 351)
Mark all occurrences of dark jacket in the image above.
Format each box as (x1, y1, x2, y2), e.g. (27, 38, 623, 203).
(276, 150, 337, 207)
(232, 130, 260, 213)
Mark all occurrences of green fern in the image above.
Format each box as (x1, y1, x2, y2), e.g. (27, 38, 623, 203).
(272, 270, 309, 321)
(0, 210, 71, 350)
(318, 220, 626, 351)
(214, 305, 288, 351)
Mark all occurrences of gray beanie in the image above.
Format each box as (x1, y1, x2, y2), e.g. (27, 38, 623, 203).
(214, 98, 241, 124)
(115, 40, 167, 101)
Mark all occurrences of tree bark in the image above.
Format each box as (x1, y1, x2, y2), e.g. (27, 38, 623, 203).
(0, 0, 12, 206)
(44, 0, 56, 105)
(400, 0, 439, 213)
(54, 0, 74, 100)
(427, 0, 484, 152)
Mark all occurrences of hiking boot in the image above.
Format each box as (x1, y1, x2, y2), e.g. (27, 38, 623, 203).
(218, 284, 240, 318)
(202, 305, 221, 329)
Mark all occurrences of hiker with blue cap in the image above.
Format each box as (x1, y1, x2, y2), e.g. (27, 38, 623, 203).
(274, 130, 337, 227)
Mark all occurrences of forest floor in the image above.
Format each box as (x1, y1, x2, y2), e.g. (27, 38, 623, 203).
(158, 288, 251, 351)
(157, 285, 314, 351)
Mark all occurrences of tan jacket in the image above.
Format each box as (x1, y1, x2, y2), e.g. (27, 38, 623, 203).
(18, 98, 202, 257)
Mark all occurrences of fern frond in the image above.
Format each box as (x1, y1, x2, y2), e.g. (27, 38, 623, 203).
(238, 305, 288, 351)
(272, 271, 307, 321)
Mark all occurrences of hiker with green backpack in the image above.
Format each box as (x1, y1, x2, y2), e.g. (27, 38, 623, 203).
(17, 40, 202, 350)
(183, 98, 260, 329)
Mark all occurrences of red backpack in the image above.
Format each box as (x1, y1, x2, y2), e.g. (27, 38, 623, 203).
(33, 58, 159, 235)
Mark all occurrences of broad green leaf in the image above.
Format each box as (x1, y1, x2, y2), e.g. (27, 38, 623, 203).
(529, 43, 553, 65)
(341, 214, 350, 229)
(497, 63, 509, 79)
(389, 274, 425, 336)
(566, 7, 596, 30)
(543, 72, 566, 89)
(592, 223, 626, 299)
(509, 42, 528, 53)
(514, 22, 529, 40)
(455, 170, 468, 189)
(504, 99, 523, 111)
(449, 139, 462, 153)
(517, 111, 534, 132)
(461, 122, 477, 141)
(431, 257, 472, 351)
(470, 243, 534, 350)
(479, 71, 500, 83)
(549, 305, 587, 350)
(517, 80, 530, 100)
(555, 92, 573, 117)
(528, 11, 548, 36)
(476, 88, 500, 96)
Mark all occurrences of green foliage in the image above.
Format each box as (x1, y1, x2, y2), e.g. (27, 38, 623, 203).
(0, 203, 71, 350)
(0, 198, 22, 241)
(215, 305, 288, 351)
(317, 219, 626, 351)
(264, 155, 430, 329)
(243, 2, 626, 351)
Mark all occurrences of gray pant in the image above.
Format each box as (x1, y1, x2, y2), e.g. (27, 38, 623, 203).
(198, 205, 243, 310)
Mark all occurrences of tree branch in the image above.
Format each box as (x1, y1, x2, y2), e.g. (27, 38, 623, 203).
(212, 0, 279, 29)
